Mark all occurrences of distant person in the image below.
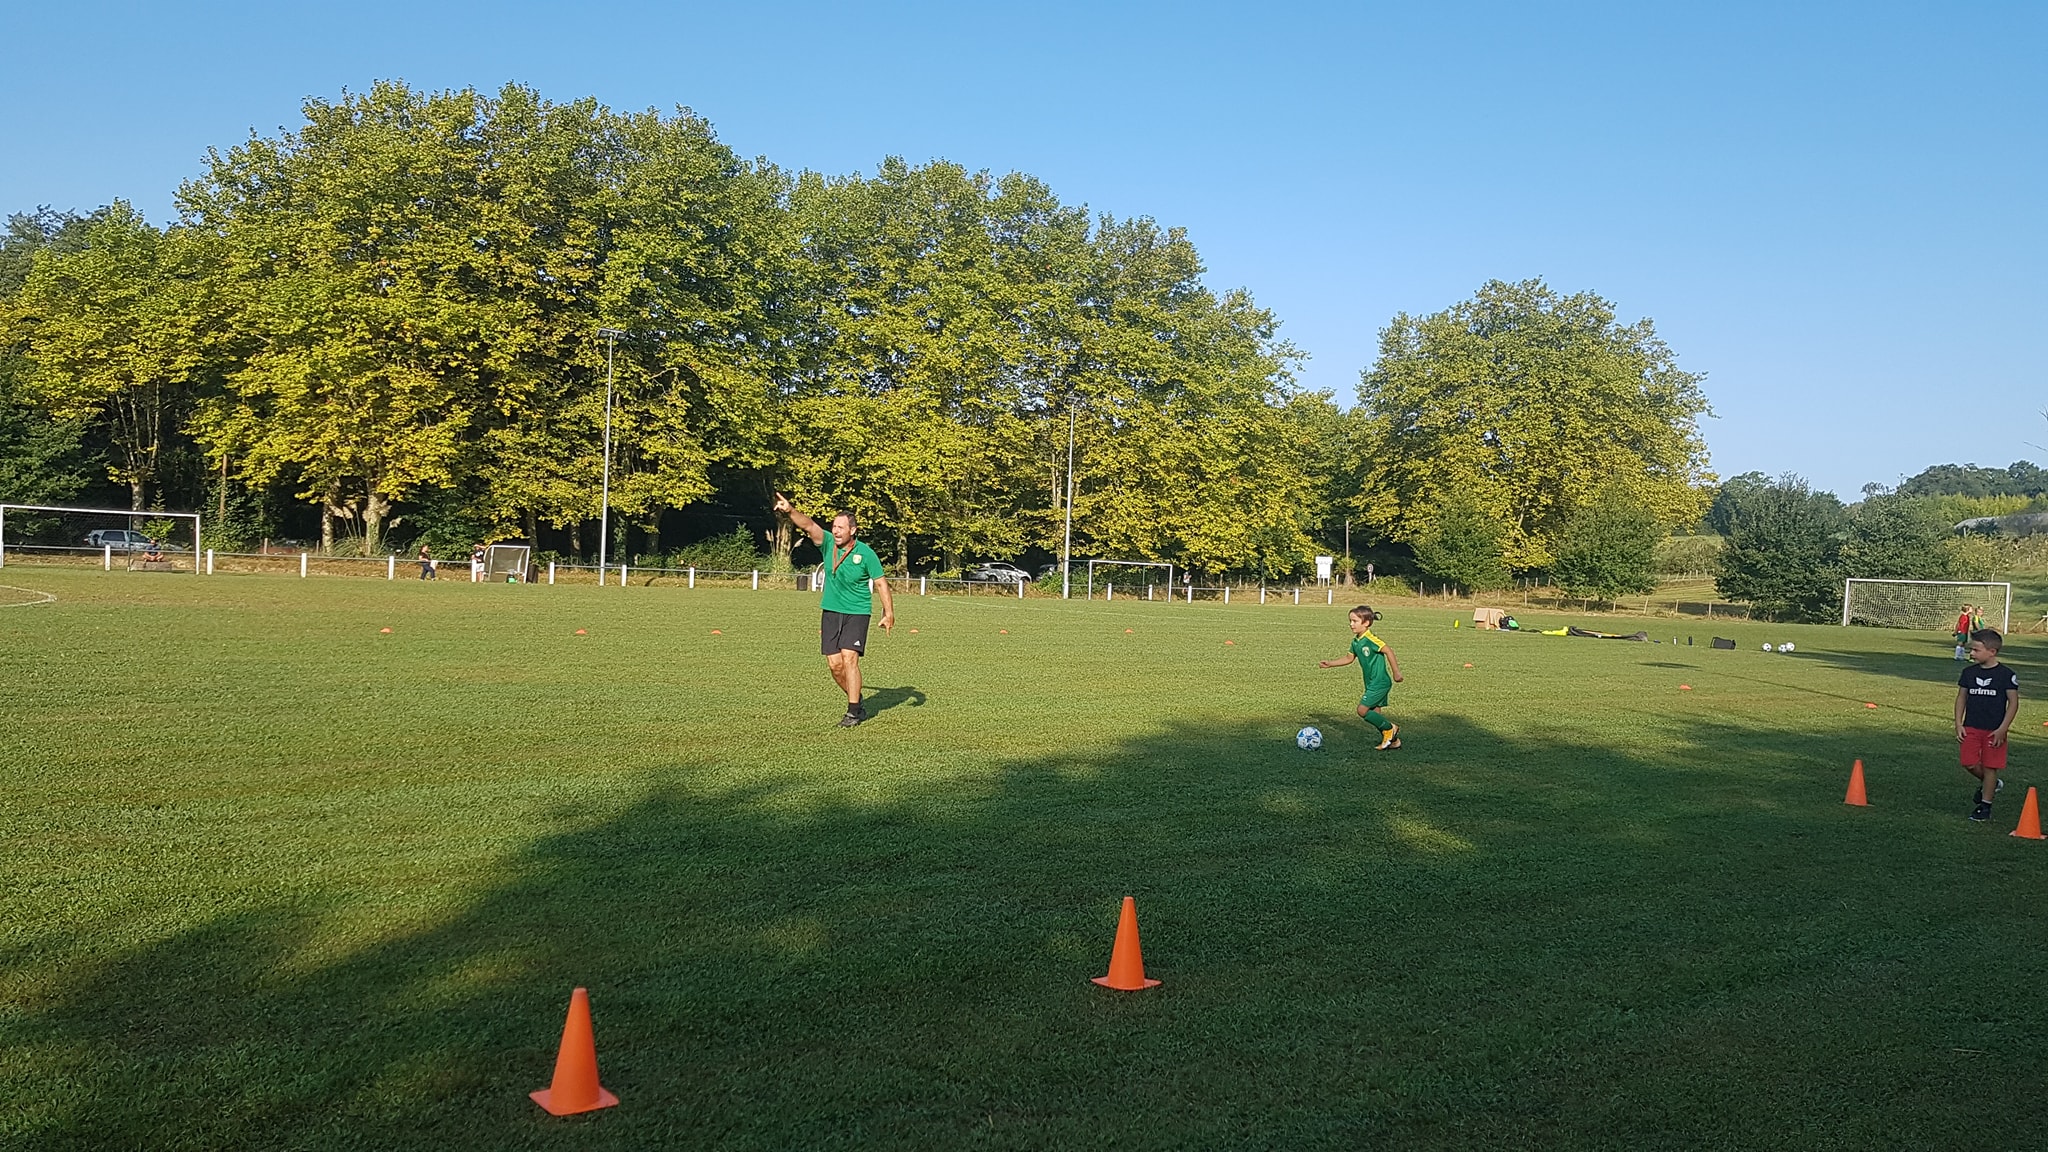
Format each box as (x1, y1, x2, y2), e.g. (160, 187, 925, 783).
(1365, 562, 1375, 584)
(1317, 605, 1405, 750)
(143, 539, 164, 564)
(773, 492, 896, 727)
(470, 543, 486, 583)
(418, 544, 437, 580)
(1957, 628, 2020, 822)
(1954, 605, 1974, 660)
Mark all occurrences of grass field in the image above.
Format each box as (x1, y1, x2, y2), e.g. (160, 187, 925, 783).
(4, 570, 2047, 1150)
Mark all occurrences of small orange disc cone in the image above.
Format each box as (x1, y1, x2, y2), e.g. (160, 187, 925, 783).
(379, 627, 392, 634)
(2011, 787, 2043, 841)
(1844, 759, 1868, 807)
(1091, 896, 1161, 991)
(531, 987, 619, 1116)
(574, 629, 587, 635)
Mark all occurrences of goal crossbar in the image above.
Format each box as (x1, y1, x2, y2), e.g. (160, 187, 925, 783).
(1086, 559, 1174, 601)
(0, 504, 203, 572)
(1840, 578, 2009, 631)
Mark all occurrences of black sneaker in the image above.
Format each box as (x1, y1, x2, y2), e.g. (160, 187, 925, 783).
(1970, 800, 1992, 822)
(838, 704, 865, 728)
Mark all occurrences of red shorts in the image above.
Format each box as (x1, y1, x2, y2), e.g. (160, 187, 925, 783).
(1961, 727, 2008, 771)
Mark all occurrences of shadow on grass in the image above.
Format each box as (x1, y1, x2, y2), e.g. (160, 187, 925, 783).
(9, 713, 2048, 1150)
(863, 685, 928, 715)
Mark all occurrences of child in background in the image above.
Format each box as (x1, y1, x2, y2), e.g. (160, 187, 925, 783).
(1957, 628, 2020, 822)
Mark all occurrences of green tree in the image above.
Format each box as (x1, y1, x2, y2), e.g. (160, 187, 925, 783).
(1412, 492, 1509, 592)
(1355, 278, 1713, 569)
(11, 203, 208, 510)
(0, 211, 96, 506)
(1553, 483, 1662, 602)
(1704, 471, 1771, 536)
(1714, 475, 1847, 622)
(1840, 494, 1951, 580)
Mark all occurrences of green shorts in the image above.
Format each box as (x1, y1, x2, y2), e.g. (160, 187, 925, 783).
(1360, 686, 1391, 711)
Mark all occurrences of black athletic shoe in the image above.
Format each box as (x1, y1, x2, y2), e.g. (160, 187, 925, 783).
(1970, 800, 1993, 822)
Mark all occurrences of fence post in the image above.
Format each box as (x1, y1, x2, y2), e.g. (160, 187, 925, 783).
(1326, 587, 1332, 605)
(206, 548, 215, 576)
(548, 561, 556, 585)
(688, 566, 695, 588)
(752, 569, 759, 590)
(300, 552, 308, 578)
(103, 544, 112, 570)
(386, 555, 395, 580)
(1107, 582, 1114, 602)
(1223, 586, 1230, 605)
(1017, 577, 1025, 600)
(620, 562, 627, 586)
(1294, 587, 1300, 605)
(919, 575, 927, 596)
(1187, 581, 1194, 604)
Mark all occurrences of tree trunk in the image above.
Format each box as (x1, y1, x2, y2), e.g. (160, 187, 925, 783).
(363, 490, 390, 557)
(320, 484, 343, 554)
(771, 514, 793, 568)
(524, 509, 538, 549)
(129, 477, 146, 512)
(570, 520, 583, 559)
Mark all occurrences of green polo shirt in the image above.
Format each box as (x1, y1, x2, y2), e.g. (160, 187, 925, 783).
(820, 537, 882, 615)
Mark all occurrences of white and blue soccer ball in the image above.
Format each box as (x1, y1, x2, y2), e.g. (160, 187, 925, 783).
(1296, 726, 1323, 751)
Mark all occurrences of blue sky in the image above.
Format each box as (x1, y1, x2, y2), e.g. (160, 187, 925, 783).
(4, 1, 2042, 497)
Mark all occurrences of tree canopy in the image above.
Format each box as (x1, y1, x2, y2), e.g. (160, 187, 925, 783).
(1353, 278, 1713, 570)
(2, 82, 1725, 585)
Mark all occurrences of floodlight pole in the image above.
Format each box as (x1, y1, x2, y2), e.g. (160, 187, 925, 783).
(597, 328, 626, 586)
(1061, 403, 1077, 599)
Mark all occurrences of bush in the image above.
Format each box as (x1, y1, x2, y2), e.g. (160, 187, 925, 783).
(1714, 475, 1847, 622)
(1655, 534, 1721, 577)
(1413, 494, 1510, 593)
(664, 527, 764, 572)
(1553, 486, 1661, 602)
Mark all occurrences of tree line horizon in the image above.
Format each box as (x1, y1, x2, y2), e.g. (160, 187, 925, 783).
(0, 80, 2039, 605)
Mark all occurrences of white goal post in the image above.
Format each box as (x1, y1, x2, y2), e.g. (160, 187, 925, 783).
(0, 504, 203, 573)
(1841, 578, 2009, 631)
(1085, 559, 1174, 601)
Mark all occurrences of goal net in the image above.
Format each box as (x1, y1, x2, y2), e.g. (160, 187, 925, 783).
(1085, 559, 1175, 601)
(0, 504, 202, 573)
(485, 544, 531, 582)
(1841, 579, 2010, 631)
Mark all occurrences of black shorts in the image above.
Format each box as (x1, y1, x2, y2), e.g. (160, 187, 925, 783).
(821, 610, 871, 656)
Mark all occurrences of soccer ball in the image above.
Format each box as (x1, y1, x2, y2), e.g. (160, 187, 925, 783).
(1779, 642, 1796, 653)
(1296, 726, 1323, 750)
(1762, 643, 1773, 652)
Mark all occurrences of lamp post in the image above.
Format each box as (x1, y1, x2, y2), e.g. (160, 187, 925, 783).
(596, 328, 626, 586)
(1061, 403, 1077, 599)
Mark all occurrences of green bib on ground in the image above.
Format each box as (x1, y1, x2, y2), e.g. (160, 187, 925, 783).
(821, 538, 881, 615)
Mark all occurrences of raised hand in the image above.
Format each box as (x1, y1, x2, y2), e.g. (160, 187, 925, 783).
(772, 491, 793, 514)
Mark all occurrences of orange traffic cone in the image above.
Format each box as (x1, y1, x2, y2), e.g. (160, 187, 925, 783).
(1091, 896, 1161, 991)
(1844, 760, 1868, 807)
(2011, 787, 2043, 841)
(531, 987, 619, 1116)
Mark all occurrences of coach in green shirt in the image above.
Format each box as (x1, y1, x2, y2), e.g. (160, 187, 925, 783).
(775, 492, 896, 727)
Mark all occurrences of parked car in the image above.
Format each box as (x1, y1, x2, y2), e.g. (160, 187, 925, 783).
(965, 562, 1032, 585)
(83, 529, 155, 552)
